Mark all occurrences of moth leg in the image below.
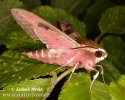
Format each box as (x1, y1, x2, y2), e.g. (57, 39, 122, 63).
(95, 65, 105, 83)
(66, 62, 81, 84)
(56, 62, 81, 84)
(89, 68, 99, 92)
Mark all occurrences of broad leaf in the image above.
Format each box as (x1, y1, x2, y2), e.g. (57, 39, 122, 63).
(0, 78, 51, 100)
(51, 0, 89, 15)
(21, 0, 41, 10)
(0, 51, 58, 88)
(99, 6, 125, 34)
(101, 35, 125, 73)
(109, 75, 125, 100)
(59, 72, 110, 100)
(84, 0, 114, 34)
(99, 60, 121, 84)
(0, 0, 24, 39)
(0, 31, 43, 51)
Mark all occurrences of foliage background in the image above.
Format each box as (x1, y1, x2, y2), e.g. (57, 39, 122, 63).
(0, 0, 125, 100)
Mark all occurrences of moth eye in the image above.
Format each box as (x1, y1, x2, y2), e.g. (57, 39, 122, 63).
(95, 50, 103, 58)
(38, 22, 49, 30)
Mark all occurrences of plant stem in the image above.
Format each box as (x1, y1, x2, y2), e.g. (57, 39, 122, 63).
(95, 33, 105, 42)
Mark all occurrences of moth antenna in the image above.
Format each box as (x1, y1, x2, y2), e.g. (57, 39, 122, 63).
(95, 65, 105, 83)
(89, 69, 99, 92)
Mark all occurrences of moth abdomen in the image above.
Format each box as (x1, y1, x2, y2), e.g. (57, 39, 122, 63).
(25, 49, 63, 63)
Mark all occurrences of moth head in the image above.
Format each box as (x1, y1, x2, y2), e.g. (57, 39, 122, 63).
(94, 48, 107, 63)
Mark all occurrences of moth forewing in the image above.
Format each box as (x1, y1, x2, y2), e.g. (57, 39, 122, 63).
(11, 8, 80, 49)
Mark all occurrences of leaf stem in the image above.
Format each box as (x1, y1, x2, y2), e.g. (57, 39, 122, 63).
(95, 33, 105, 42)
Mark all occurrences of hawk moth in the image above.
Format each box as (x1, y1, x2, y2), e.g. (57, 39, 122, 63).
(11, 8, 108, 91)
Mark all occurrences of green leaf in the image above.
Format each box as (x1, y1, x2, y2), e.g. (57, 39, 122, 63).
(0, 78, 51, 100)
(91, 81, 110, 100)
(21, 0, 41, 10)
(0, 0, 24, 39)
(99, 6, 125, 34)
(51, 0, 89, 15)
(84, 0, 114, 34)
(33, 6, 86, 38)
(99, 60, 121, 84)
(109, 75, 125, 100)
(59, 72, 110, 100)
(0, 31, 43, 51)
(101, 35, 125, 73)
(0, 51, 58, 88)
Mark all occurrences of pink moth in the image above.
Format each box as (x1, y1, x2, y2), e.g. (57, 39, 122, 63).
(11, 8, 108, 90)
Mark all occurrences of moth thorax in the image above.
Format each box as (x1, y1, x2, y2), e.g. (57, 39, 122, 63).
(94, 48, 107, 63)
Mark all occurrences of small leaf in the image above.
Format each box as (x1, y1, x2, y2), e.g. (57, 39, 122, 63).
(51, 0, 89, 15)
(0, 78, 51, 100)
(59, 72, 110, 100)
(99, 6, 125, 34)
(0, 51, 58, 88)
(0, 0, 24, 39)
(84, 0, 114, 34)
(110, 75, 125, 100)
(101, 35, 125, 73)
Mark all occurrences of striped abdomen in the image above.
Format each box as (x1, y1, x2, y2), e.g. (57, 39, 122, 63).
(25, 49, 68, 65)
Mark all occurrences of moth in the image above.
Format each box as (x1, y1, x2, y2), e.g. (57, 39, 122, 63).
(11, 8, 107, 90)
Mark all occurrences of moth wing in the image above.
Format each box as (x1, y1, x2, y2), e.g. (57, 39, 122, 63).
(11, 8, 81, 49)
(56, 20, 84, 44)
(56, 20, 103, 48)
